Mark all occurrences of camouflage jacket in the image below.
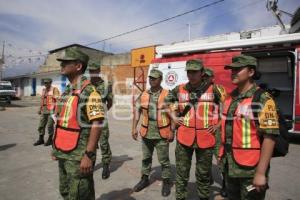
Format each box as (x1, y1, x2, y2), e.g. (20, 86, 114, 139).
(53, 76, 104, 161)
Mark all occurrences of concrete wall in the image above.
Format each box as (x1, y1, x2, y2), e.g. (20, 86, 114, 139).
(23, 78, 32, 96)
(101, 53, 131, 66)
(39, 46, 111, 74)
(9, 77, 32, 97)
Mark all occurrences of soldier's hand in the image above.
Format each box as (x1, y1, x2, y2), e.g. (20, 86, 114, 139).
(174, 117, 184, 126)
(207, 124, 219, 134)
(168, 132, 174, 142)
(253, 172, 267, 192)
(132, 129, 138, 141)
(51, 152, 57, 161)
(80, 155, 93, 175)
(51, 155, 57, 161)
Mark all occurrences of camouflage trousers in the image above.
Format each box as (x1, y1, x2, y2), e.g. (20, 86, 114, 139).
(58, 159, 95, 200)
(225, 175, 266, 200)
(175, 142, 213, 199)
(141, 138, 172, 179)
(99, 127, 112, 165)
(37, 113, 54, 136)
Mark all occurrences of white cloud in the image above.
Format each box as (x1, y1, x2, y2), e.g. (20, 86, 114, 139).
(0, 0, 213, 50)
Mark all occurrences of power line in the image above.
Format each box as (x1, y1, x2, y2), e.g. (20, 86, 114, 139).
(84, 0, 225, 46)
(3, 0, 224, 59)
(102, 0, 262, 48)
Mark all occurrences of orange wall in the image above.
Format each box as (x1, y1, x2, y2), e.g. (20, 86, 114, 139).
(101, 65, 149, 95)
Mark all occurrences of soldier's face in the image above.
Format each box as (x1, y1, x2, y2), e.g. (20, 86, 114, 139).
(187, 70, 203, 85)
(149, 77, 162, 88)
(60, 61, 82, 76)
(231, 67, 255, 85)
(44, 82, 51, 88)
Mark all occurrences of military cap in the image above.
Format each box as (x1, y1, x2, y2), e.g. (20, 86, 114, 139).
(57, 47, 89, 64)
(88, 61, 101, 70)
(203, 68, 214, 77)
(225, 55, 257, 69)
(185, 59, 204, 71)
(149, 69, 163, 79)
(43, 78, 52, 83)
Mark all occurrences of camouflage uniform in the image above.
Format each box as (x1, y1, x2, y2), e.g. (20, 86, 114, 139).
(221, 55, 280, 200)
(220, 85, 279, 200)
(137, 89, 172, 179)
(203, 68, 226, 157)
(53, 71, 104, 200)
(38, 113, 54, 136)
(167, 81, 226, 199)
(94, 79, 113, 165)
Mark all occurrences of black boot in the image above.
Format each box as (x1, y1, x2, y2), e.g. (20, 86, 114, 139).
(220, 177, 227, 197)
(102, 164, 110, 179)
(133, 175, 150, 192)
(44, 135, 53, 146)
(33, 135, 44, 146)
(162, 179, 172, 197)
(199, 198, 209, 200)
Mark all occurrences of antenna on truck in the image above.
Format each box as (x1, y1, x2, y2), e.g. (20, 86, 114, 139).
(266, 0, 294, 34)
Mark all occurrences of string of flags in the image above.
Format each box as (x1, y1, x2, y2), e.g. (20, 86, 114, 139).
(1, 41, 48, 69)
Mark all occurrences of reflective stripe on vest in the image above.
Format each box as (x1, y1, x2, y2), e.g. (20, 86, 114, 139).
(219, 95, 261, 167)
(53, 80, 90, 152)
(139, 89, 171, 139)
(177, 83, 216, 148)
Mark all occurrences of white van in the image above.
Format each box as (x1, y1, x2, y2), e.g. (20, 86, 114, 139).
(0, 81, 16, 104)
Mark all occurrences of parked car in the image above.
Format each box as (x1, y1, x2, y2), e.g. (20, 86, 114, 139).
(0, 81, 16, 104)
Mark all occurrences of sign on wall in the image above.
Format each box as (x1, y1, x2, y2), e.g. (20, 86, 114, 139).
(131, 46, 156, 67)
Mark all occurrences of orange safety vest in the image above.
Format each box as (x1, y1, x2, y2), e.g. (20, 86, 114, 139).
(53, 80, 90, 152)
(177, 83, 217, 148)
(218, 95, 261, 167)
(139, 89, 172, 139)
(41, 87, 57, 111)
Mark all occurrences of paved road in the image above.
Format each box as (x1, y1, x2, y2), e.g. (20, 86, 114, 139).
(0, 100, 300, 200)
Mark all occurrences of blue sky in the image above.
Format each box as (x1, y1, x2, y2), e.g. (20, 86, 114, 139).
(0, 0, 299, 77)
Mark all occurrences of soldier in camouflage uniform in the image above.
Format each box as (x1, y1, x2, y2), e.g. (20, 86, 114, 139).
(132, 69, 173, 197)
(34, 78, 60, 146)
(166, 60, 226, 200)
(203, 68, 228, 198)
(89, 61, 113, 180)
(219, 55, 279, 200)
(52, 47, 104, 200)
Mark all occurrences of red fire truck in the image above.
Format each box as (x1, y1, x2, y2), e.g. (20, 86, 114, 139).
(147, 32, 300, 134)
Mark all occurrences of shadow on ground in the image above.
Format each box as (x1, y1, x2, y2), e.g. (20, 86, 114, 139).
(0, 101, 26, 108)
(97, 188, 136, 200)
(94, 154, 133, 173)
(0, 143, 17, 151)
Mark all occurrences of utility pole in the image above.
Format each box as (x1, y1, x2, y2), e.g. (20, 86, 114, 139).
(0, 41, 5, 81)
(187, 23, 191, 41)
